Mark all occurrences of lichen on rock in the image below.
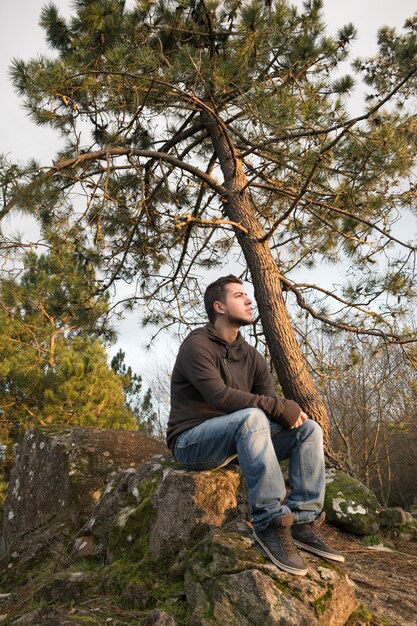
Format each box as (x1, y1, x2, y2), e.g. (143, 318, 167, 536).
(324, 470, 379, 536)
(1, 427, 363, 625)
(184, 528, 357, 625)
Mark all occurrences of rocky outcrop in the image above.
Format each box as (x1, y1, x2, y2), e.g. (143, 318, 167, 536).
(75, 458, 357, 625)
(324, 470, 379, 535)
(1, 426, 361, 625)
(1, 426, 167, 565)
(185, 529, 357, 626)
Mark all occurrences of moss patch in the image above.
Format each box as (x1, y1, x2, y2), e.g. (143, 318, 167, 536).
(202, 600, 216, 621)
(3, 550, 187, 626)
(395, 523, 417, 535)
(346, 604, 374, 624)
(313, 585, 334, 615)
(104, 556, 189, 623)
(38, 425, 73, 437)
(107, 475, 161, 562)
(357, 534, 382, 547)
(104, 473, 189, 623)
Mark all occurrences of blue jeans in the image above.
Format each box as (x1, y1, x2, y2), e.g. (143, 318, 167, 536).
(173, 408, 325, 531)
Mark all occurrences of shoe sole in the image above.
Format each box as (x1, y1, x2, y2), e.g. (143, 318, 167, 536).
(293, 539, 345, 562)
(253, 531, 308, 576)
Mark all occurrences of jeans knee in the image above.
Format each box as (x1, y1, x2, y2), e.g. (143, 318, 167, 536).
(300, 419, 323, 444)
(242, 408, 269, 432)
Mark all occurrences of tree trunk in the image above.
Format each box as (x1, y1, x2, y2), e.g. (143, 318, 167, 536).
(202, 111, 331, 446)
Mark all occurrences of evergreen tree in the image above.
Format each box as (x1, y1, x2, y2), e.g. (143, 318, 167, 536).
(1, 0, 417, 443)
(111, 348, 158, 434)
(0, 243, 137, 473)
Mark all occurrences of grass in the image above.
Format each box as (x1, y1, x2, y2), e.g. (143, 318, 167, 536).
(357, 534, 383, 547)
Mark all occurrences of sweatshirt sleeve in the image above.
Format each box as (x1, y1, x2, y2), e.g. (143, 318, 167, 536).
(177, 336, 301, 428)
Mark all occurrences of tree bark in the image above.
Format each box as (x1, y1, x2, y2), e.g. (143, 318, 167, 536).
(202, 111, 331, 446)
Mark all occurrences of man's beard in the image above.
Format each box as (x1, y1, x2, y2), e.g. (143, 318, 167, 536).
(228, 314, 252, 327)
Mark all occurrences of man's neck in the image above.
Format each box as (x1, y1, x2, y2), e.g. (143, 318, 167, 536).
(213, 320, 240, 344)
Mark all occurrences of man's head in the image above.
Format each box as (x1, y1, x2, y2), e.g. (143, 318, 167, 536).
(204, 275, 253, 326)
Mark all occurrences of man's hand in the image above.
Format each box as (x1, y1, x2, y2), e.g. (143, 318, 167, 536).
(291, 410, 308, 429)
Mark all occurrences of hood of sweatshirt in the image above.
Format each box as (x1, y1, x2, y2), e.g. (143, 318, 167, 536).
(184, 323, 246, 361)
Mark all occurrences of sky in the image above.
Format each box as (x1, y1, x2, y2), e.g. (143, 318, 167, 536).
(1, 0, 416, 377)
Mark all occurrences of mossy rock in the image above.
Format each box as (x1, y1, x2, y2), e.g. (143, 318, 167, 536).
(185, 528, 357, 625)
(345, 604, 374, 625)
(107, 474, 162, 562)
(104, 557, 189, 622)
(324, 470, 379, 535)
(1, 426, 167, 559)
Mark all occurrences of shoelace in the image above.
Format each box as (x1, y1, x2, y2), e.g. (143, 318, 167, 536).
(275, 525, 298, 556)
(310, 515, 325, 537)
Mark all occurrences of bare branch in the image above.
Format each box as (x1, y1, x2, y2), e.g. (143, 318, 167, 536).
(278, 272, 416, 343)
(175, 214, 249, 234)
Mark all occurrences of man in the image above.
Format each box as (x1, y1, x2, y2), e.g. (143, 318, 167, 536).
(167, 275, 344, 576)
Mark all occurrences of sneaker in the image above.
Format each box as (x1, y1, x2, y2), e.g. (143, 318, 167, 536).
(291, 512, 345, 562)
(253, 514, 308, 576)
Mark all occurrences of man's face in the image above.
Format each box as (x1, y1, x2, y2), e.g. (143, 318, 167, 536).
(218, 282, 253, 326)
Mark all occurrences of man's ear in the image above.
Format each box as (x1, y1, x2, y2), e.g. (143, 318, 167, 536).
(213, 300, 225, 316)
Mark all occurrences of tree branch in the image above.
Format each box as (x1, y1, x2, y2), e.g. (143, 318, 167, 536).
(251, 182, 416, 252)
(278, 272, 416, 343)
(175, 214, 249, 234)
(1, 147, 227, 218)
(257, 64, 417, 243)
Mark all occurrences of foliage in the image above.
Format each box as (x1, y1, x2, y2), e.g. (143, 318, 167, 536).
(303, 325, 417, 507)
(1, 0, 416, 338)
(0, 243, 138, 473)
(111, 349, 159, 434)
(1, 0, 417, 441)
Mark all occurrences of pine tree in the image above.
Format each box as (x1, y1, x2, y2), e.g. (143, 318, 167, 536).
(1, 0, 417, 444)
(111, 349, 158, 434)
(0, 243, 138, 473)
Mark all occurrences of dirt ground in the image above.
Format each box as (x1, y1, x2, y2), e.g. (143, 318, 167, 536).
(322, 523, 417, 626)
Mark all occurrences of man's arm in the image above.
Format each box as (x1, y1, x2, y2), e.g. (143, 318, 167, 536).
(177, 336, 301, 428)
(290, 410, 308, 429)
(251, 351, 307, 429)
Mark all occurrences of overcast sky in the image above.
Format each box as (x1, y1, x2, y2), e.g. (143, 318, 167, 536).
(1, 0, 416, 376)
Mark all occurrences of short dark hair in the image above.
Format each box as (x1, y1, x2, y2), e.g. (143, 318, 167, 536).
(204, 275, 243, 323)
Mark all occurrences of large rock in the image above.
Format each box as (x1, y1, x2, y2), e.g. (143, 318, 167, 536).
(324, 469, 379, 535)
(150, 466, 247, 557)
(185, 528, 357, 626)
(75, 461, 247, 562)
(377, 507, 413, 528)
(1, 426, 167, 560)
